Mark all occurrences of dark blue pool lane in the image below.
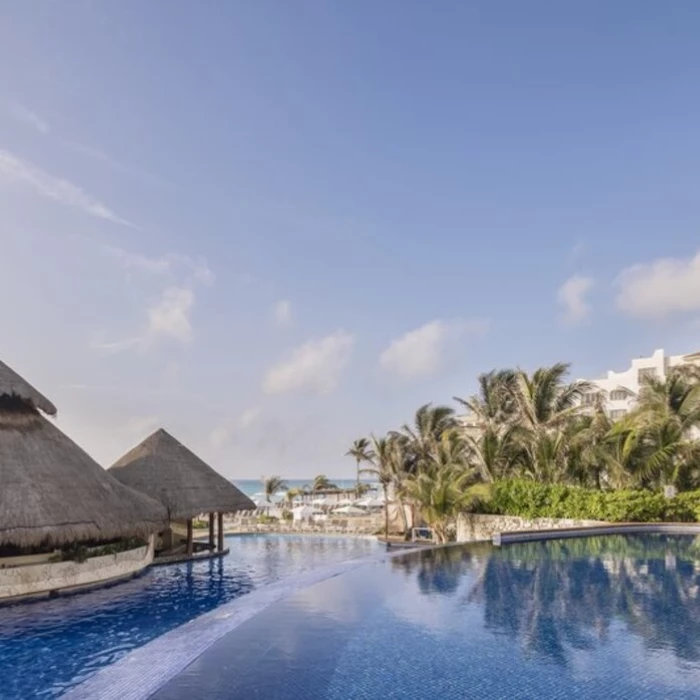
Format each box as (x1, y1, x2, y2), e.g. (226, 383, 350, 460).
(0, 535, 379, 699)
(151, 534, 700, 700)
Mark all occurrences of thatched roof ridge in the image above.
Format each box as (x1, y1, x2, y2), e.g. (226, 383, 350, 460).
(109, 428, 254, 519)
(0, 360, 56, 416)
(0, 409, 167, 548)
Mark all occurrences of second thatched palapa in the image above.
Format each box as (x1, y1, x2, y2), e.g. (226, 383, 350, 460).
(109, 428, 254, 558)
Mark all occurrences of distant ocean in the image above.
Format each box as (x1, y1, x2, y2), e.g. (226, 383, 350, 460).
(233, 478, 364, 499)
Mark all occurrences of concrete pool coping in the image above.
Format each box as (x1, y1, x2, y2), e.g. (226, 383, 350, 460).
(63, 524, 700, 700)
(493, 521, 700, 544)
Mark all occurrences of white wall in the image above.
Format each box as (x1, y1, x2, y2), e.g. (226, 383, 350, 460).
(583, 348, 700, 421)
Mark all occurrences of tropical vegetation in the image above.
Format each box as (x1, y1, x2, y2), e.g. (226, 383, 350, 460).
(262, 475, 287, 502)
(349, 362, 700, 543)
(311, 474, 338, 492)
(345, 437, 373, 496)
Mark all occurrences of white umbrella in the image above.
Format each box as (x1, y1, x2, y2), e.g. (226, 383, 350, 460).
(291, 505, 321, 521)
(312, 497, 328, 506)
(332, 505, 365, 516)
(335, 498, 353, 507)
(357, 497, 385, 508)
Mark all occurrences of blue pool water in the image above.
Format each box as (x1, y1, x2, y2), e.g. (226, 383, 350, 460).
(0, 535, 379, 699)
(150, 534, 700, 700)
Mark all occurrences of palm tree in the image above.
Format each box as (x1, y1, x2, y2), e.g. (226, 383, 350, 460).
(345, 437, 373, 497)
(312, 474, 338, 492)
(285, 487, 303, 505)
(404, 447, 489, 545)
(400, 403, 457, 467)
(262, 475, 288, 503)
(455, 368, 518, 429)
(626, 368, 700, 489)
(361, 435, 401, 539)
(508, 363, 591, 483)
(512, 362, 590, 432)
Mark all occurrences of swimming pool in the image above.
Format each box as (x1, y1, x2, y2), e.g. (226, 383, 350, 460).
(0, 534, 379, 699)
(145, 533, 700, 699)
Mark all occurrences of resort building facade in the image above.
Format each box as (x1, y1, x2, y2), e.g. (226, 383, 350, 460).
(580, 348, 700, 421)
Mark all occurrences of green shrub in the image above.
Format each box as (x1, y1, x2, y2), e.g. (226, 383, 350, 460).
(479, 480, 700, 523)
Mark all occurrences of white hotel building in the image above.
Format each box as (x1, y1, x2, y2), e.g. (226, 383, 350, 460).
(456, 349, 700, 431)
(580, 348, 700, 420)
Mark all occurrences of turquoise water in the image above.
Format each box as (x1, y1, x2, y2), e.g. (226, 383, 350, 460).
(0, 535, 380, 699)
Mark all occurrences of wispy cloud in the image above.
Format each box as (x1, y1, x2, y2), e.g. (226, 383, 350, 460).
(93, 246, 215, 355)
(0, 148, 135, 227)
(209, 407, 262, 449)
(557, 275, 595, 326)
(380, 318, 488, 380)
(263, 331, 355, 396)
(64, 141, 172, 189)
(273, 299, 293, 327)
(616, 250, 700, 318)
(9, 102, 49, 134)
(106, 246, 215, 286)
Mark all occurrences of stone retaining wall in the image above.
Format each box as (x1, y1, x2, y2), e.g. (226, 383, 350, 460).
(456, 514, 604, 543)
(0, 537, 154, 600)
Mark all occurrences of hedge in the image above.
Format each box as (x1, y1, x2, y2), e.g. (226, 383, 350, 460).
(478, 479, 700, 523)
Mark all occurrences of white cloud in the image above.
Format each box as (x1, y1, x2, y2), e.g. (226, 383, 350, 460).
(92, 286, 195, 354)
(263, 331, 355, 395)
(9, 102, 49, 134)
(0, 148, 134, 227)
(616, 251, 700, 318)
(106, 246, 215, 286)
(147, 287, 195, 343)
(274, 299, 293, 327)
(379, 319, 487, 380)
(557, 275, 595, 325)
(92, 247, 216, 354)
(209, 407, 262, 448)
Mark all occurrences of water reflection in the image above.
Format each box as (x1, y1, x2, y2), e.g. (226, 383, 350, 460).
(466, 535, 700, 665)
(391, 544, 489, 596)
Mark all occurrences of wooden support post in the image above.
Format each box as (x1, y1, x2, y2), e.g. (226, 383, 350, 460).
(209, 512, 215, 549)
(217, 512, 224, 552)
(186, 518, 194, 556)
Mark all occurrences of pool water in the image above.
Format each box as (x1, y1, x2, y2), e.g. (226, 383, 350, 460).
(150, 534, 700, 700)
(0, 535, 379, 699)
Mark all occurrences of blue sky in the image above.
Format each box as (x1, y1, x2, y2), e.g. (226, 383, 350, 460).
(1, 2, 699, 478)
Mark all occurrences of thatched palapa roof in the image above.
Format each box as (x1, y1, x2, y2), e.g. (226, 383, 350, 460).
(0, 359, 57, 416)
(109, 428, 254, 519)
(0, 360, 167, 549)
